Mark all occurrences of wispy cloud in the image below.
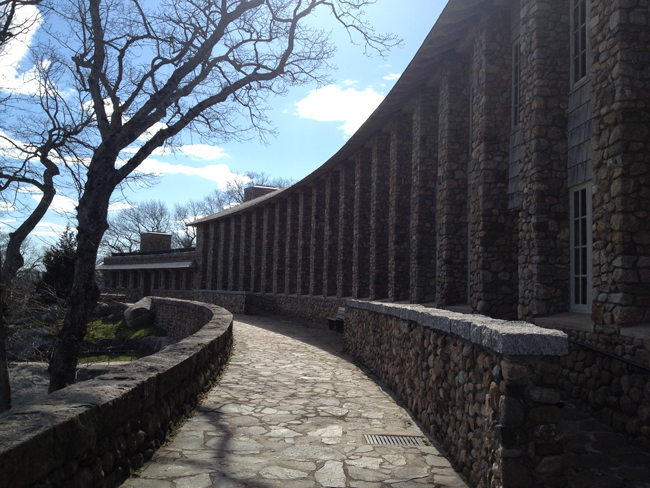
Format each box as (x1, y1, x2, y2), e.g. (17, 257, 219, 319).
(295, 85, 385, 136)
(0, 202, 17, 211)
(32, 221, 74, 236)
(122, 143, 229, 161)
(108, 202, 136, 212)
(135, 158, 244, 190)
(383, 73, 401, 81)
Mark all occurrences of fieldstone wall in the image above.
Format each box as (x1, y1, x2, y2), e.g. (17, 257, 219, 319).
(0, 299, 233, 488)
(345, 300, 568, 488)
(194, 290, 250, 315)
(250, 293, 341, 322)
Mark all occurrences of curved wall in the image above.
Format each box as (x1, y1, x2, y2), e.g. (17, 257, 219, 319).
(0, 298, 233, 488)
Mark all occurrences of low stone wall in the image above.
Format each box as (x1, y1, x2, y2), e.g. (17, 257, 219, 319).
(557, 326, 650, 449)
(194, 289, 250, 314)
(0, 298, 233, 488)
(344, 300, 569, 488)
(249, 294, 341, 321)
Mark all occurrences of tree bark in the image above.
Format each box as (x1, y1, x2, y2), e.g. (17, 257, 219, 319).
(0, 252, 11, 413)
(48, 164, 114, 392)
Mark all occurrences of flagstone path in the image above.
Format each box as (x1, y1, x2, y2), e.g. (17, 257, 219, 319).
(122, 313, 469, 488)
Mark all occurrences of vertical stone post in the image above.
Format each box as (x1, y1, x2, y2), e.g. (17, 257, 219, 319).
(388, 113, 413, 302)
(217, 218, 230, 290)
(238, 212, 251, 291)
(410, 87, 439, 304)
(518, 0, 570, 321)
(197, 224, 208, 289)
(273, 199, 287, 295)
(228, 215, 241, 291)
(261, 205, 275, 294)
(338, 161, 355, 298)
(297, 187, 313, 295)
(370, 133, 391, 300)
(324, 171, 340, 297)
(251, 209, 263, 293)
(285, 193, 300, 295)
(469, 6, 519, 319)
(310, 179, 326, 297)
(590, 0, 650, 327)
(353, 148, 372, 299)
(436, 56, 471, 306)
(209, 221, 221, 290)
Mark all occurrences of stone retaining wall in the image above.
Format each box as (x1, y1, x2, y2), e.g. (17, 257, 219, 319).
(344, 300, 568, 488)
(0, 298, 233, 488)
(193, 289, 250, 314)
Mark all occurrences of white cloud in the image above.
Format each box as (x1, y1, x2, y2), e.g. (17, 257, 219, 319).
(30, 193, 78, 213)
(295, 85, 385, 135)
(0, 5, 44, 95)
(138, 122, 168, 142)
(32, 221, 74, 236)
(343, 80, 359, 86)
(135, 158, 245, 190)
(122, 143, 229, 161)
(383, 73, 401, 81)
(0, 202, 17, 211)
(108, 202, 136, 212)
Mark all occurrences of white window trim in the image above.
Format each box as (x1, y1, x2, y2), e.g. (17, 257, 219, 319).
(569, 182, 593, 313)
(570, 0, 591, 87)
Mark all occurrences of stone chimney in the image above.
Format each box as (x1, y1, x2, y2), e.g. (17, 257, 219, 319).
(243, 185, 278, 202)
(140, 232, 172, 252)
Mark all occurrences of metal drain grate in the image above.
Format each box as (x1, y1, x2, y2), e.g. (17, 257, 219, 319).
(364, 434, 428, 446)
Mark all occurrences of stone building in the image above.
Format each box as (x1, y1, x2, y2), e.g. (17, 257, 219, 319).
(98, 232, 199, 301)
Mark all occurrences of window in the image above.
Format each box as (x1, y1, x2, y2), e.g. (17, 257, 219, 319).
(164, 270, 171, 290)
(153, 270, 159, 289)
(185, 269, 193, 290)
(174, 270, 182, 290)
(512, 41, 521, 127)
(121, 271, 128, 288)
(133, 271, 141, 289)
(111, 272, 118, 288)
(570, 184, 592, 312)
(571, 0, 589, 84)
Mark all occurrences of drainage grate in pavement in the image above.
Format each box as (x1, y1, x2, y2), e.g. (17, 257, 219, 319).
(364, 434, 428, 446)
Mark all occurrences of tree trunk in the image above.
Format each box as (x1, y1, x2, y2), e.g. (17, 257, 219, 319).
(48, 167, 114, 392)
(0, 252, 12, 413)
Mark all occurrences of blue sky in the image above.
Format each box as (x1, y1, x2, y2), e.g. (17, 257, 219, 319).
(0, 1, 447, 248)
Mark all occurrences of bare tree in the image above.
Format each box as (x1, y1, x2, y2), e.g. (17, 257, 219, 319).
(171, 199, 203, 248)
(46, 0, 398, 392)
(102, 200, 171, 254)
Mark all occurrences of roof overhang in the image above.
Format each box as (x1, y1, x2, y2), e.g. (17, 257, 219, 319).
(97, 260, 198, 271)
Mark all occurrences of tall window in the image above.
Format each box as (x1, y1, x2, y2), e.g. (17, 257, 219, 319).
(571, 184, 592, 312)
(571, 0, 589, 84)
(512, 41, 521, 127)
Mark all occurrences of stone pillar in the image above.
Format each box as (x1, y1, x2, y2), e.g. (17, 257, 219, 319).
(217, 218, 230, 290)
(353, 148, 372, 299)
(310, 179, 326, 297)
(209, 221, 220, 290)
(338, 161, 355, 298)
(410, 88, 439, 304)
(388, 114, 413, 302)
(297, 187, 313, 296)
(469, 6, 519, 319)
(273, 200, 287, 295)
(228, 216, 241, 291)
(324, 171, 340, 297)
(590, 0, 650, 327)
(197, 224, 208, 289)
(251, 209, 263, 293)
(261, 205, 275, 293)
(285, 193, 300, 295)
(518, 0, 570, 321)
(238, 212, 252, 291)
(370, 133, 391, 300)
(436, 56, 471, 307)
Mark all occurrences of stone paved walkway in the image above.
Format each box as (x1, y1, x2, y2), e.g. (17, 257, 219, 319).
(122, 314, 469, 488)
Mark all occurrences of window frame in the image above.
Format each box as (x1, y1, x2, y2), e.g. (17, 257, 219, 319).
(570, 0, 590, 87)
(569, 182, 593, 313)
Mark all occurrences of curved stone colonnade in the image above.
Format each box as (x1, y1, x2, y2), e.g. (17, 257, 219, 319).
(0, 298, 233, 488)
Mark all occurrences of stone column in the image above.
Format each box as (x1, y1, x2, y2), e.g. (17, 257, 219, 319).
(518, 0, 570, 321)
(410, 88, 439, 304)
(209, 221, 220, 290)
(388, 114, 413, 302)
(196, 224, 208, 289)
(285, 193, 300, 295)
(251, 209, 263, 292)
(436, 56, 471, 307)
(370, 133, 390, 300)
(310, 179, 326, 296)
(324, 171, 340, 297)
(338, 161, 355, 298)
(238, 212, 252, 291)
(469, 6, 519, 319)
(273, 200, 287, 295)
(297, 187, 313, 295)
(353, 148, 372, 299)
(590, 0, 650, 327)
(261, 205, 275, 293)
(228, 215, 241, 291)
(217, 218, 230, 290)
